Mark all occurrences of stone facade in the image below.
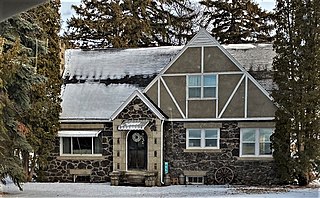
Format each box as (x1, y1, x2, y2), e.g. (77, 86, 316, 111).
(43, 124, 113, 182)
(163, 121, 278, 185)
(112, 96, 162, 186)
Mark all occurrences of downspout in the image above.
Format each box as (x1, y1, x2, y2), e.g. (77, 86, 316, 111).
(160, 119, 164, 185)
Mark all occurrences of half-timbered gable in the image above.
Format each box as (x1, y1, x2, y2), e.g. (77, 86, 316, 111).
(145, 29, 276, 121)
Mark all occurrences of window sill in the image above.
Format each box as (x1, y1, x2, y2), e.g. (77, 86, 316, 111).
(236, 156, 273, 161)
(187, 98, 217, 101)
(183, 149, 221, 153)
(57, 155, 105, 160)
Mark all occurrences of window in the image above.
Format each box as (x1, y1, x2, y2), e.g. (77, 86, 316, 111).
(61, 137, 102, 155)
(187, 129, 219, 149)
(188, 74, 216, 99)
(240, 128, 273, 157)
(186, 176, 204, 184)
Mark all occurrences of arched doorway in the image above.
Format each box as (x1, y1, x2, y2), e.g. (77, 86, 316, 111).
(127, 130, 147, 170)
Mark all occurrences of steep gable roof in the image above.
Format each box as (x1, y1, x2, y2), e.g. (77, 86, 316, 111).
(188, 28, 220, 46)
(110, 90, 166, 121)
(144, 29, 273, 102)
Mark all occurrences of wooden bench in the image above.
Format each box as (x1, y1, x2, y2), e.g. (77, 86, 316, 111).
(69, 169, 92, 182)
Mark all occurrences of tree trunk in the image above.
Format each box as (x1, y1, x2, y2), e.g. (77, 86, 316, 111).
(297, 172, 309, 186)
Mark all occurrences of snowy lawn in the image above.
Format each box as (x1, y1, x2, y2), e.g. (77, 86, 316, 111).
(0, 182, 319, 198)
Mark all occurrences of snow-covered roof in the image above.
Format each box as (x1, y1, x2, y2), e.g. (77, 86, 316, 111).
(63, 46, 182, 81)
(60, 83, 140, 121)
(61, 43, 275, 120)
(63, 44, 275, 81)
(226, 43, 275, 71)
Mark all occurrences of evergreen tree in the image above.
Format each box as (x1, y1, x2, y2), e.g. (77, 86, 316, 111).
(22, 0, 62, 181)
(272, 0, 320, 185)
(148, 0, 196, 46)
(0, 0, 62, 183)
(65, 0, 196, 48)
(0, 39, 38, 190)
(66, 0, 124, 48)
(199, 0, 273, 44)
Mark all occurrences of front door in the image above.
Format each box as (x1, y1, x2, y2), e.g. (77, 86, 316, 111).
(127, 130, 147, 170)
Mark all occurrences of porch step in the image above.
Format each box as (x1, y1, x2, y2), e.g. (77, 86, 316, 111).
(110, 171, 158, 186)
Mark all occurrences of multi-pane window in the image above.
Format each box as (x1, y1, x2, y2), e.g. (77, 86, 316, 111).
(186, 176, 204, 184)
(188, 74, 217, 99)
(240, 128, 273, 157)
(61, 137, 102, 155)
(188, 76, 201, 98)
(187, 129, 219, 149)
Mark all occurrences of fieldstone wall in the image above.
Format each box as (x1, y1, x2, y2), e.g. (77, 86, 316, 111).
(43, 124, 113, 182)
(164, 121, 278, 185)
(116, 96, 158, 130)
(113, 96, 162, 185)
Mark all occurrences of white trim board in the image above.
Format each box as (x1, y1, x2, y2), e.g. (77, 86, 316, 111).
(218, 74, 245, 118)
(110, 90, 166, 120)
(160, 77, 186, 119)
(168, 117, 275, 122)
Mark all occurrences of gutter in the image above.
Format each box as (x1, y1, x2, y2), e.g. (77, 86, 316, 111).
(59, 118, 111, 123)
(160, 119, 164, 185)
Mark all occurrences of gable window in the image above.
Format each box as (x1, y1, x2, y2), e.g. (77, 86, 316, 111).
(187, 129, 219, 149)
(61, 137, 102, 155)
(188, 74, 217, 99)
(240, 128, 273, 157)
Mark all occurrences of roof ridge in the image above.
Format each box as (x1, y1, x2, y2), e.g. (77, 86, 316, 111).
(188, 28, 219, 46)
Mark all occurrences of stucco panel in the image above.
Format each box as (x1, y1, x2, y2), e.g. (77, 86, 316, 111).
(204, 47, 241, 72)
(162, 76, 186, 116)
(164, 47, 201, 74)
(222, 81, 245, 118)
(145, 81, 158, 106)
(188, 100, 216, 118)
(247, 81, 276, 117)
(160, 83, 183, 118)
(218, 74, 243, 114)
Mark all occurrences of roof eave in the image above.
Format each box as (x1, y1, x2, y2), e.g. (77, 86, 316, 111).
(111, 90, 166, 121)
(59, 118, 111, 123)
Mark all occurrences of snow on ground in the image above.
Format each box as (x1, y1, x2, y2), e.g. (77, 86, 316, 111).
(1, 182, 319, 198)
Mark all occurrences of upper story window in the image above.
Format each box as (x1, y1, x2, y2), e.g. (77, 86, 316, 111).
(187, 129, 220, 149)
(188, 74, 217, 99)
(61, 137, 102, 155)
(240, 128, 273, 157)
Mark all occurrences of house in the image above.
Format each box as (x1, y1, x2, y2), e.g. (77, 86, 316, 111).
(44, 29, 278, 186)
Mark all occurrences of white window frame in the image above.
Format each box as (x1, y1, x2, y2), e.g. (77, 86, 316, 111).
(60, 137, 102, 156)
(186, 128, 220, 149)
(187, 74, 217, 99)
(240, 128, 273, 157)
(186, 176, 204, 185)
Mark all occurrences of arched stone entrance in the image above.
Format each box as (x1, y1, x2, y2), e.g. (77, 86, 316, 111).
(127, 130, 147, 170)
